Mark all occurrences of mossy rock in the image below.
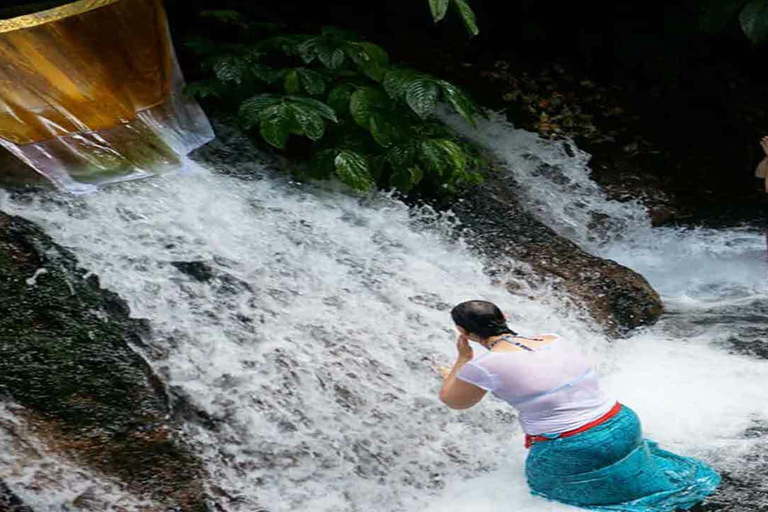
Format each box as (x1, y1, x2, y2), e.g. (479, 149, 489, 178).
(0, 212, 210, 510)
(0, 480, 31, 512)
(451, 167, 663, 336)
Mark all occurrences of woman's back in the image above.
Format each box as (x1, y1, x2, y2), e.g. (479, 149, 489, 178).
(457, 335, 615, 435)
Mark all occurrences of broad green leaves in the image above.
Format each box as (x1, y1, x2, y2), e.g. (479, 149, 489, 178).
(283, 68, 327, 95)
(384, 69, 480, 124)
(348, 86, 405, 148)
(185, 79, 225, 99)
(453, 0, 479, 36)
(427, 0, 479, 36)
(188, 11, 485, 196)
(199, 10, 246, 26)
(299, 28, 389, 78)
(240, 94, 338, 148)
(700, 0, 768, 45)
(429, 0, 450, 21)
(406, 80, 441, 119)
(334, 150, 375, 190)
(740, 0, 768, 44)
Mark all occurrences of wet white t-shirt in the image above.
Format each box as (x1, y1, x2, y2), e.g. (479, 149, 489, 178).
(456, 334, 615, 435)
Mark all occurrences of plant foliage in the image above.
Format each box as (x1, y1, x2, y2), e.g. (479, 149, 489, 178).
(428, 0, 479, 36)
(700, 0, 768, 45)
(186, 12, 486, 195)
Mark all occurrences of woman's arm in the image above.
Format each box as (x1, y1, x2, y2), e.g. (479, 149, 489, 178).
(757, 138, 768, 182)
(438, 334, 487, 409)
(757, 157, 768, 179)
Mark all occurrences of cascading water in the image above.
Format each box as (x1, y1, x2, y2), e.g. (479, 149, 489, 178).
(1, 113, 768, 511)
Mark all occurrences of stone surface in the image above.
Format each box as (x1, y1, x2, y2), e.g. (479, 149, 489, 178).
(452, 167, 664, 335)
(0, 481, 32, 512)
(0, 212, 210, 511)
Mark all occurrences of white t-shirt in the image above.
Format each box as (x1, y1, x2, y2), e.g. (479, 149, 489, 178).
(456, 334, 615, 435)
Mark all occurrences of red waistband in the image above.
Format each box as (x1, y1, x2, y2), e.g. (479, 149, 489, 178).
(524, 402, 622, 449)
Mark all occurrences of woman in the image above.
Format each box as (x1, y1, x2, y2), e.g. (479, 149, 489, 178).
(438, 300, 720, 511)
(755, 136, 768, 249)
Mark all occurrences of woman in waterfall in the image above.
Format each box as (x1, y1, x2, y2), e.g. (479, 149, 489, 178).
(438, 300, 720, 511)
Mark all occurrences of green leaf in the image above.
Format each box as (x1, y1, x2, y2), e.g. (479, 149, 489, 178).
(439, 80, 479, 125)
(259, 104, 292, 148)
(284, 69, 301, 93)
(260, 34, 309, 56)
(327, 85, 355, 117)
(252, 64, 284, 84)
(298, 38, 319, 64)
(185, 79, 224, 99)
(383, 68, 421, 100)
(386, 143, 417, 169)
(334, 150, 375, 190)
(213, 56, 248, 84)
(317, 45, 346, 69)
(419, 139, 448, 174)
(391, 166, 424, 192)
(453, 0, 479, 36)
(347, 42, 389, 66)
(184, 37, 218, 57)
(429, 0, 450, 21)
(287, 96, 338, 122)
(740, 0, 768, 44)
(309, 149, 337, 179)
(239, 94, 282, 128)
(321, 26, 358, 39)
(433, 139, 467, 173)
(350, 88, 376, 127)
(406, 80, 440, 118)
(369, 113, 398, 147)
(358, 42, 390, 67)
(346, 42, 390, 81)
(295, 68, 326, 95)
(289, 104, 326, 140)
(200, 10, 245, 25)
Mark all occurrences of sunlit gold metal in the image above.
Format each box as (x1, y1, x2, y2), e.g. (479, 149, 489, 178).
(0, 0, 173, 145)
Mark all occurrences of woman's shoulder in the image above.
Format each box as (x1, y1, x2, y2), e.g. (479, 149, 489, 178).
(534, 333, 561, 341)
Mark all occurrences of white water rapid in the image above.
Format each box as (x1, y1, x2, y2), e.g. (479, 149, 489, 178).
(1, 114, 767, 511)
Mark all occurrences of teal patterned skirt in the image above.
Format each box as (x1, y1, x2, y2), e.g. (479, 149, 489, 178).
(525, 405, 721, 511)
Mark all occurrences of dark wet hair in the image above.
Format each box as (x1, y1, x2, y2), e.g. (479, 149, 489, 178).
(451, 300, 517, 339)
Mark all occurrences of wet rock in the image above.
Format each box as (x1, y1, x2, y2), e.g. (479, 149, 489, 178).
(172, 260, 215, 282)
(452, 169, 663, 335)
(0, 480, 32, 512)
(0, 212, 211, 510)
(588, 154, 685, 226)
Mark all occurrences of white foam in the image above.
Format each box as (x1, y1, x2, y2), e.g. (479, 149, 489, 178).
(1, 115, 767, 511)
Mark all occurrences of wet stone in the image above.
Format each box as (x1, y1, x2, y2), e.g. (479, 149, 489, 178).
(0, 480, 32, 512)
(0, 212, 212, 510)
(171, 260, 214, 282)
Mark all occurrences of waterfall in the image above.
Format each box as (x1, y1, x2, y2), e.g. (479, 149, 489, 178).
(1, 113, 768, 511)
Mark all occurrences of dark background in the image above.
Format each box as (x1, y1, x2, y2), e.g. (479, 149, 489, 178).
(167, 0, 768, 215)
(4, 0, 768, 216)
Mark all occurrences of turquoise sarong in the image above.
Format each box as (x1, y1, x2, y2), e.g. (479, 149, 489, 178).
(525, 406, 720, 511)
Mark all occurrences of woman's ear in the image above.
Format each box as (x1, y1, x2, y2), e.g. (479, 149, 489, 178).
(456, 326, 468, 336)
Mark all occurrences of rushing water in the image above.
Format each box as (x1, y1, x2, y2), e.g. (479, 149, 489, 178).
(1, 115, 768, 511)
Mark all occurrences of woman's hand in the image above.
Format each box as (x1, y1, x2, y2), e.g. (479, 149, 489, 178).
(436, 365, 452, 378)
(456, 333, 473, 362)
(761, 136, 768, 157)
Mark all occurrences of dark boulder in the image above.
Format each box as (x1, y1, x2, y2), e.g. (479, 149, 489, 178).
(0, 481, 32, 512)
(0, 212, 210, 510)
(452, 167, 663, 336)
